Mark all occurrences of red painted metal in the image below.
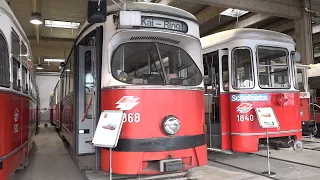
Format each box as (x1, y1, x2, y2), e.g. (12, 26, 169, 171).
(0, 92, 37, 179)
(229, 92, 301, 152)
(99, 89, 207, 174)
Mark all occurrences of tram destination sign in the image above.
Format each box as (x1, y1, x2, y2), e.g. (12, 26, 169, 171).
(141, 16, 188, 33)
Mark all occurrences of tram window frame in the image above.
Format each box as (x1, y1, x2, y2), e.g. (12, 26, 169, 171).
(111, 42, 202, 86)
(21, 66, 28, 93)
(256, 46, 290, 89)
(11, 30, 21, 91)
(0, 31, 10, 87)
(69, 51, 74, 93)
(84, 51, 93, 119)
(231, 47, 254, 90)
(222, 55, 229, 91)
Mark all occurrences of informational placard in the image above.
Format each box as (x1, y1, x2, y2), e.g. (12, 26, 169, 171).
(255, 107, 279, 128)
(92, 110, 124, 148)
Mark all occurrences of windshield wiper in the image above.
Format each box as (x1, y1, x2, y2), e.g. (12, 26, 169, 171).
(155, 42, 169, 84)
(147, 51, 165, 85)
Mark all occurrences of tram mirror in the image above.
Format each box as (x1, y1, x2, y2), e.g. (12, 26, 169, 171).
(118, 71, 128, 81)
(293, 51, 301, 63)
(87, 0, 107, 23)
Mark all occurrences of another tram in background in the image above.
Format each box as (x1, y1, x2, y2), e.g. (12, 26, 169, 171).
(0, 0, 39, 179)
(307, 63, 320, 136)
(202, 28, 303, 152)
(50, 1, 206, 178)
(49, 81, 61, 129)
(295, 64, 317, 136)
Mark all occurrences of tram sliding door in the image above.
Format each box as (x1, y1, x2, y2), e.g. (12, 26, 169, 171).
(75, 43, 95, 155)
(205, 49, 230, 150)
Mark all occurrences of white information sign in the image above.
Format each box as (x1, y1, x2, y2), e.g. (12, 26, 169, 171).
(255, 107, 279, 128)
(92, 110, 124, 148)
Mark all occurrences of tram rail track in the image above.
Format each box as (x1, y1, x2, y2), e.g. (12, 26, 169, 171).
(207, 157, 281, 180)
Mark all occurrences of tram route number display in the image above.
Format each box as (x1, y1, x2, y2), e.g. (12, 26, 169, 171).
(123, 113, 140, 123)
(237, 114, 254, 122)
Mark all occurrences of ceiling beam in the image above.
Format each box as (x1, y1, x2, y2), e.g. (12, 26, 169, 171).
(183, 0, 301, 19)
(211, 13, 272, 34)
(195, 6, 226, 25)
(31, 0, 40, 44)
(261, 19, 295, 32)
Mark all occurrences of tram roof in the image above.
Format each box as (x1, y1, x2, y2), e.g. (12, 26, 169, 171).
(80, 2, 198, 33)
(201, 28, 295, 50)
(0, 0, 28, 43)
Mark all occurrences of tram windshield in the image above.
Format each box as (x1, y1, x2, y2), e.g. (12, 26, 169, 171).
(257, 46, 290, 89)
(232, 48, 254, 89)
(111, 42, 202, 86)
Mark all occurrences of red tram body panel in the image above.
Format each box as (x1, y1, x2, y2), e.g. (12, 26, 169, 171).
(100, 89, 207, 174)
(229, 92, 301, 152)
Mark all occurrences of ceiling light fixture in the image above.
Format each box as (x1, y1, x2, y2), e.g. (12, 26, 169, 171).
(44, 58, 65, 62)
(220, 8, 249, 18)
(45, 20, 80, 29)
(36, 64, 43, 70)
(30, 12, 43, 25)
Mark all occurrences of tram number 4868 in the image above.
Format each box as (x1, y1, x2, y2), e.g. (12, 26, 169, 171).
(123, 113, 140, 123)
(237, 115, 254, 122)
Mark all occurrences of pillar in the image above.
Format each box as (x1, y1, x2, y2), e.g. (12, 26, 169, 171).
(295, 0, 314, 65)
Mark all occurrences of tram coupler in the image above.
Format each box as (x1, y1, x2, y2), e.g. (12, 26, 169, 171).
(289, 140, 303, 152)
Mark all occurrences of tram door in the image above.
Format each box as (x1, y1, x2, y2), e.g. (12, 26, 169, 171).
(204, 49, 229, 150)
(75, 41, 96, 155)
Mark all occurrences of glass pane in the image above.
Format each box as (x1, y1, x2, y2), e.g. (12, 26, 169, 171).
(232, 48, 253, 89)
(295, 69, 305, 91)
(0, 33, 10, 87)
(11, 31, 20, 59)
(22, 67, 28, 93)
(222, 55, 229, 91)
(85, 51, 93, 119)
(111, 42, 202, 86)
(13, 59, 20, 90)
(257, 47, 289, 88)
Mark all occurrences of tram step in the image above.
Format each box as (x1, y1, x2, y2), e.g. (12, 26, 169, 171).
(85, 170, 188, 180)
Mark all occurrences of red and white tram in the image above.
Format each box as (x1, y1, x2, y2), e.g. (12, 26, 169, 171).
(202, 28, 303, 152)
(50, 1, 207, 177)
(0, 0, 39, 179)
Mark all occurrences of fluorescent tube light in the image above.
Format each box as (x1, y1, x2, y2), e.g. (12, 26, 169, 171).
(45, 20, 80, 29)
(44, 58, 65, 62)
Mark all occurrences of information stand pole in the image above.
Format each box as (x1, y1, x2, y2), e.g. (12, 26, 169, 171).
(262, 128, 276, 177)
(109, 148, 112, 180)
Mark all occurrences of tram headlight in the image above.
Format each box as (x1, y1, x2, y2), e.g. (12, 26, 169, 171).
(162, 115, 180, 135)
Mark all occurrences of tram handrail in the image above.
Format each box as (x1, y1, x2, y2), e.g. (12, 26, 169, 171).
(82, 96, 92, 122)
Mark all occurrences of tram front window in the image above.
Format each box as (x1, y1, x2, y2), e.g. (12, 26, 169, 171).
(257, 46, 289, 88)
(111, 42, 202, 86)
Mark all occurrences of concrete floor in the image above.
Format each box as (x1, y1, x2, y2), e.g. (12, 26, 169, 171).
(10, 125, 84, 180)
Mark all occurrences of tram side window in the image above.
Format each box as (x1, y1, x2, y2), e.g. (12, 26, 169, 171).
(257, 46, 289, 89)
(12, 31, 21, 91)
(0, 32, 10, 87)
(22, 66, 28, 93)
(295, 69, 305, 91)
(111, 42, 202, 86)
(232, 48, 254, 89)
(69, 52, 74, 93)
(222, 55, 229, 91)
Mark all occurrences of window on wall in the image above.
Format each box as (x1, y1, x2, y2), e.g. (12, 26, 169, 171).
(257, 46, 289, 89)
(0, 32, 10, 87)
(232, 47, 254, 89)
(11, 30, 20, 59)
